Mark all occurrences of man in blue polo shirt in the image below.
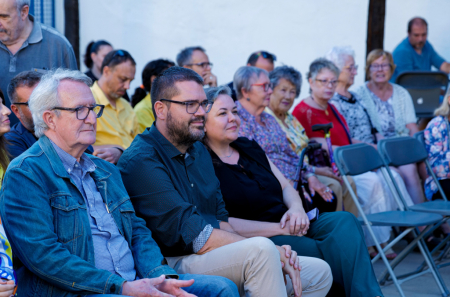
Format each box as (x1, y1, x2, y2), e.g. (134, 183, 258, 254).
(391, 17, 450, 82)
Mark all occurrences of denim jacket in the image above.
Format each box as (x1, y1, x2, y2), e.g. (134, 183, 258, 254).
(0, 136, 177, 296)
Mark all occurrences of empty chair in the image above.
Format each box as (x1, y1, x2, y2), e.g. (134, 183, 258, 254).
(334, 143, 447, 297)
(396, 71, 449, 118)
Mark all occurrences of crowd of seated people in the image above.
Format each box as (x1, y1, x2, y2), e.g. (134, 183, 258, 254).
(0, 0, 449, 295)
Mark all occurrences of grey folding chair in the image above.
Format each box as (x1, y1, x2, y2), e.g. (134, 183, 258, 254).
(334, 143, 446, 297)
(378, 136, 450, 295)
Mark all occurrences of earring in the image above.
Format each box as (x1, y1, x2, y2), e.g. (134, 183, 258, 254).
(246, 98, 250, 101)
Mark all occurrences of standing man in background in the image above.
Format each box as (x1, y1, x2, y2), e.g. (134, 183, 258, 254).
(177, 46, 218, 87)
(391, 17, 450, 82)
(0, 0, 78, 125)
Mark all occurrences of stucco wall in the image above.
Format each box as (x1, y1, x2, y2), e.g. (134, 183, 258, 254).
(76, 0, 450, 104)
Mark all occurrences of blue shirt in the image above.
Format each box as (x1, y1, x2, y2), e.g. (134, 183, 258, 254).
(51, 141, 136, 281)
(391, 37, 446, 82)
(5, 122, 37, 160)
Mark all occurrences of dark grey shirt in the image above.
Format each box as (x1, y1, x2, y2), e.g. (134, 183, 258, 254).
(0, 15, 77, 124)
(51, 141, 136, 281)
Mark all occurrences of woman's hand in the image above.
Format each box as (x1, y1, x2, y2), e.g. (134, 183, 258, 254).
(276, 245, 302, 297)
(0, 280, 15, 297)
(314, 167, 342, 182)
(280, 204, 310, 236)
(307, 175, 333, 202)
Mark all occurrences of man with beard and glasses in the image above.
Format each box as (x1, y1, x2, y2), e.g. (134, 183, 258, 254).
(117, 67, 333, 297)
(391, 17, 450, 82)
(91, 49, 139, 164)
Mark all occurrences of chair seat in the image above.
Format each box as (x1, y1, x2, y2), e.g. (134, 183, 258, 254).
(410, 200, 450, 215)
(357, 211, 442, 227)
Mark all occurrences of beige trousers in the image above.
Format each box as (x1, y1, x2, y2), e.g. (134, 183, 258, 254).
(166, 237, 332, 297)
(317, 174, 358, 217)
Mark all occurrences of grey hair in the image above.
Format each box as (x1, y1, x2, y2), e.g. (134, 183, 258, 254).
(233, 66, 268, 100)
(307, 58, 340, 81)
(205, 85, 232, 103)
(325, 46, 355, 70)
(16, 0, 30, 12)
(434, 87, 450, 117)
(176, 46, 206, 67)
(269, 66, 302, 98)
(29, 68, 92, 138)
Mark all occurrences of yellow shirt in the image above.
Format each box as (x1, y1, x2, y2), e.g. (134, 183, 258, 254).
(91, 82, 139, 149)
(134, 93, 155, 133)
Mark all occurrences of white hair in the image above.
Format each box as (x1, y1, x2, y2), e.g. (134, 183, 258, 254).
(233, 66, 268, 100)
(29, 68, 92, 138)
(325, 46, 355, 70)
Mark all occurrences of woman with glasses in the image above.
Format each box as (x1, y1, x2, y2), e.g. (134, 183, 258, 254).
(293, 58, 399, 259)
(233, 66, 337, 213)
(354, 49, 426, 206)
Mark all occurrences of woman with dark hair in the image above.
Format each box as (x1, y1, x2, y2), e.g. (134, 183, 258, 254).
(133, 59, 175, 133)
(83, 40, 113, 82)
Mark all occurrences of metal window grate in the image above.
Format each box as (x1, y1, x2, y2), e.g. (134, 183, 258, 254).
(29, 0, 55, 28)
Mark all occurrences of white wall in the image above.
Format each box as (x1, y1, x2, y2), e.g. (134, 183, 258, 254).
(77, 0, 450, 105)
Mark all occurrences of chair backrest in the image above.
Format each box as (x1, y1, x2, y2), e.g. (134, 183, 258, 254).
(378, 137, 428, 167)
(414, 130, 425, 145)
(334, 143, 384, 175)
(395, 71, 449, 118)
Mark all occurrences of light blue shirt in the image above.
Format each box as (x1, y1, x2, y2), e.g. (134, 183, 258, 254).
(51, 141, 136, 281)
(391, 38, 446, 82)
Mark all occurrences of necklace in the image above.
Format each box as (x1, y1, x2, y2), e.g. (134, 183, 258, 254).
(311, 96, 329, 115)
(221, 148, 234, 158)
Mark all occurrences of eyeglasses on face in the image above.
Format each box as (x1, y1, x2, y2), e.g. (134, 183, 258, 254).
(13, 102, 29, 106)
(251, 82, 273, 92)
(52, 104, 105, 120)
(315, 79, 338, 87)
(370, 63, 391, 71)
(185, 62, 213, 69)
(344, 65, 358, 72)
(160, 99, 213, 114)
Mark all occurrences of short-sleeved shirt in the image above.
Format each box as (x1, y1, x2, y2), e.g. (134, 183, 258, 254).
(0, 15, 78, 125)
(117, 124, 229, 257)
(391, 38, 446, 82)
(293, 100, 351, 146)
(330, 92, 377, 144)
(91, 82, 139, 149)
(134, 93, 155, 133)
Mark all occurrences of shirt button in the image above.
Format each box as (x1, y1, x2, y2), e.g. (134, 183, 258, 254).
(191, 184, 194, 187)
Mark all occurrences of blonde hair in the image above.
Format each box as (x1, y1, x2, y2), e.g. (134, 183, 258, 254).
(365, 49, 396, 81)
(434, 88, 450, 117)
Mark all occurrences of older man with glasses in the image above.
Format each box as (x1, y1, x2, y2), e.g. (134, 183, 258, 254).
(0, 68, 239, 297)
(177, 46, 217, 88)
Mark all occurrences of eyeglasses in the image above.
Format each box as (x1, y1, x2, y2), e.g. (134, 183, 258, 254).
(251, 82, 273, 92)
(370, 63, 391, 71)
(104, 50, 126, 67)
(13, 102, 29, 106)
(52, 104, 105, 120)
(255, 51, 277, 62)
(184, 62, 213, 69)
(344, 65, 358, 72)
(160, 99, 213, 114)
(315, 79, 338, 87)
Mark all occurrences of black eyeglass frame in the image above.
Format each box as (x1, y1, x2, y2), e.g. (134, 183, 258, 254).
(12, 102, 29, 106)
(160, 99, 213, 114)
(184, 62, 213, 69)
(52, 104, 105, 120)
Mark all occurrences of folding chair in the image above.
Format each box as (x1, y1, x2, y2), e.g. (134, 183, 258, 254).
(334, 143, 446, 297)
(377, 136, 450, 296)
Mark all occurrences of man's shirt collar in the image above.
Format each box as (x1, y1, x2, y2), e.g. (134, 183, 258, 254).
(27, 15, 42, 44)
(148, 124, 198, 160)
(50, 140, 96, 175)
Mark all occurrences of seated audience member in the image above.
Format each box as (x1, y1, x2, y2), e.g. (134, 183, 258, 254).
(92, 49, 139, 164)
(326, 47, 414, 206)
(118, 66, 332, 297)
(0, 0, 77, 125)
(5, 70, 93, 159)
(293, 58, 404, 259)
(83, 40, 113, 82)
(0, 89, 16, 296)
(227, 50, 276, 100)
(204, 85, 383, 297)
(177, 46, 217, 87)
(391, 17, 450, 82)
(354, 49, 425, 205)
(266, 65, 358, 216)
(234, 66, 337, 213)
(0, 69, 239, 297)
(132, 59, 175, 133)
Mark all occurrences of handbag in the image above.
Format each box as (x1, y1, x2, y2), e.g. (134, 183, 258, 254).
(305, 140, 331, 167)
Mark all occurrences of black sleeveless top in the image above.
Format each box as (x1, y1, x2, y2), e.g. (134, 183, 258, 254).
(208, 137, 288, 222)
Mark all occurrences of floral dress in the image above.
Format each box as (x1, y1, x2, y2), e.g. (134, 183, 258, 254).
(424, 116, 450, 200)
